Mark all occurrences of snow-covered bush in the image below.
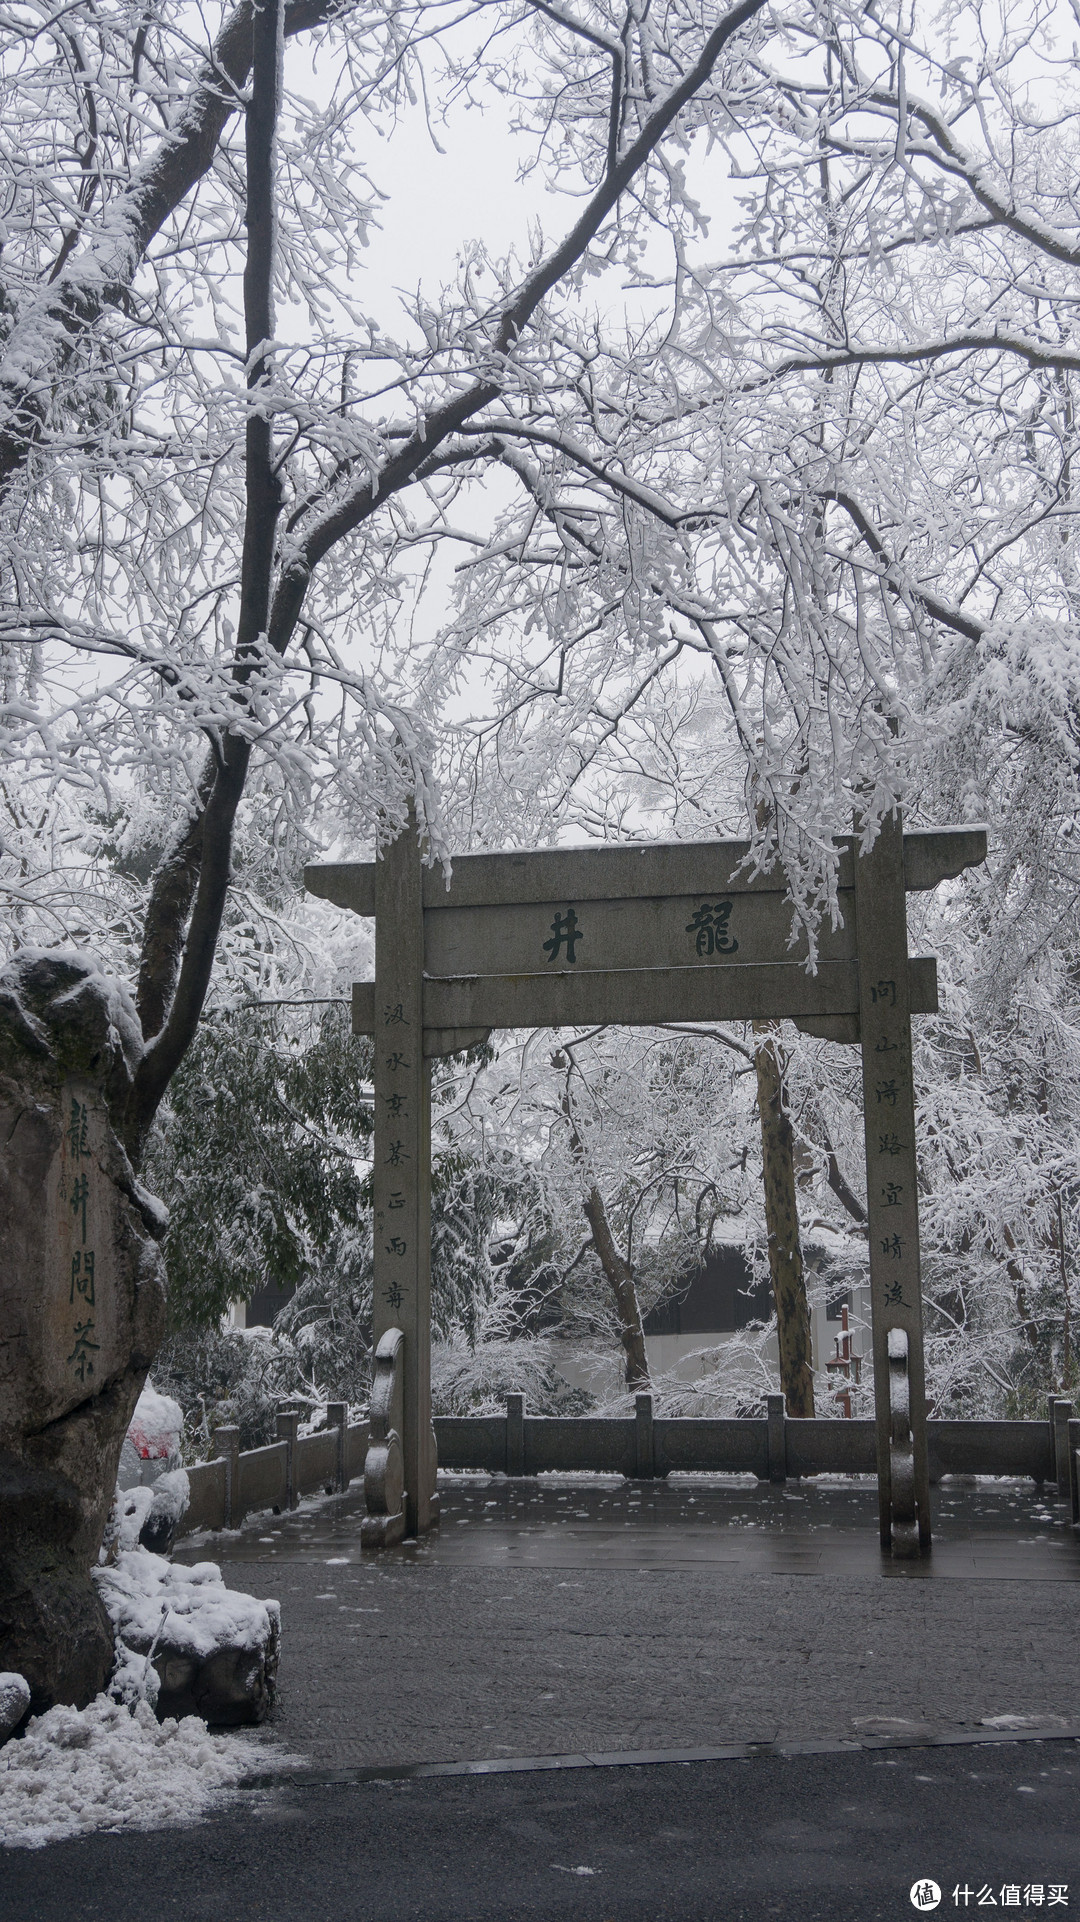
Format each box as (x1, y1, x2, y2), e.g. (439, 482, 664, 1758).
(431, 1329, 580, 1417)
(152, 1328, 305, 1455)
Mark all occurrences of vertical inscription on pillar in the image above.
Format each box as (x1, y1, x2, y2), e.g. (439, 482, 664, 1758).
(372, 811, 435, 1536)
(863, 972, 920, 1317)
(374, 1004, 418, 1325)
(854, 810, 932, 1554)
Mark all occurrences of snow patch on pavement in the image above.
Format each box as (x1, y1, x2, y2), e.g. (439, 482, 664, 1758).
(0, 1695, 288, 1850)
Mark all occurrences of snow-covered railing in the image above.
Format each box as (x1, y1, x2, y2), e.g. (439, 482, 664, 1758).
(174, 1394, 1080, 1539)
(178, 1407, 368, 1535)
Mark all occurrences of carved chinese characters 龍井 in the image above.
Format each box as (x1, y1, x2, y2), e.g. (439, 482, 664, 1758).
(684, 900, 739, 957)
(543, 908, 583, 964)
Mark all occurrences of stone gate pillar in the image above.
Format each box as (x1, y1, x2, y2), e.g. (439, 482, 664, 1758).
(854, 811, 932, 1555)
(370, 814, 437, 1539)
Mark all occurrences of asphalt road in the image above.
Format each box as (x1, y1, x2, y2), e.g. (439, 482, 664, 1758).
(5, 1738, 1079, 1922)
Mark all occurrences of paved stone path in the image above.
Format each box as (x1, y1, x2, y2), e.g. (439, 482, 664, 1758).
(175, 1476, 1080, 1770)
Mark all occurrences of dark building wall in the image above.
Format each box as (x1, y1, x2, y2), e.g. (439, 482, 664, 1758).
(244, 1277, 297, 1328)
(243, 1245, 846, 1335)
(643, 1248, 771, 1338)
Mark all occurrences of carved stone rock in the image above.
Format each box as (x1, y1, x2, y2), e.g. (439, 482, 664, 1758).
(153, 1621, 280, 1727)
(96, 1550, 280, 1728)
(0, 1671, 31, 1745)
(0, 953, 166, 1710)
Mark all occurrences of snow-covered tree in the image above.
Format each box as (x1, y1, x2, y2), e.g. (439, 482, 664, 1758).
(0, 0, 776, 1709)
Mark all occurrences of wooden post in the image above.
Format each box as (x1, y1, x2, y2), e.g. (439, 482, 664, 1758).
(370, 811, 438, 1539)
(854, 809, 932, 1557)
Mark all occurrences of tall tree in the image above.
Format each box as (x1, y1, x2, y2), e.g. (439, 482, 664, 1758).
(0, 0, 772, 1708)
(555, 1043, 651, 1390)
(753, 1022, 814, 1416)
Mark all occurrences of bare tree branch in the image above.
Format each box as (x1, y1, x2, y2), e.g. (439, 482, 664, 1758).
(828, 490, 985, 644)
(754, 330, 1080, 384)
(0, 0, 355, 500)
(266, 0, 768, 657)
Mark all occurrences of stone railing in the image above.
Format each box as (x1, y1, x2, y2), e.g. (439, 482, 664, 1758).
(180, 1405, 369, 1535)
(436, 1392, 1080, 1491)
(176, 1392, 1080, 1538)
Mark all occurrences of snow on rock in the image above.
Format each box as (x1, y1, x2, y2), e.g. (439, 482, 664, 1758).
(97, 1550, 276, 1661)
(115, 1469, 190, 1555)
(116, 1485, 155, 1552)
(95, 1550, 280, 1727)
(149, 1468, 190, 1527)
(140, 1467, 190, 1554)
(119, 1383, 184, 1490)
(0, 1695, 264, 1850)
(0, 1675, 30, 1746)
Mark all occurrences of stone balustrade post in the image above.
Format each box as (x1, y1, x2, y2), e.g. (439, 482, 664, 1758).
(218, 1425, 241, 1529)
(635, 1393, 655, 1479)
(506, 1394, 524, 1477)
(767, 1395, 786, 1483)
(1050, 1396, 1073, 1498)
(277, 1407, 300, 1510)
(327, 1402, 347, 1491)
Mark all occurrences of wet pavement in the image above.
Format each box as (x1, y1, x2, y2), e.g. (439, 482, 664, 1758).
(11, 1477, 1080, 1916)
(9, 1736, 1080, 1921)
(176, 1471, 1080, 1581)
(170, 1474, 1080, 1774)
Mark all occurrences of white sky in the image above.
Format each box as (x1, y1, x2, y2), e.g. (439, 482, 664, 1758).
(356, 97, 550, 330)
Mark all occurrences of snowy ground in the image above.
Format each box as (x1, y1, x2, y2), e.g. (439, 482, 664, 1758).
(0, 1695, 296, 1851)
(1, 1539, 295, 1852)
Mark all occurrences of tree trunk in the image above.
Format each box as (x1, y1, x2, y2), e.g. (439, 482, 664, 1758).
(753, 1022, 815, 1417)
(554, 1049, 650, 1392)
(0, 0, 285, 1714)
(582, 1184, 651, 1392)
